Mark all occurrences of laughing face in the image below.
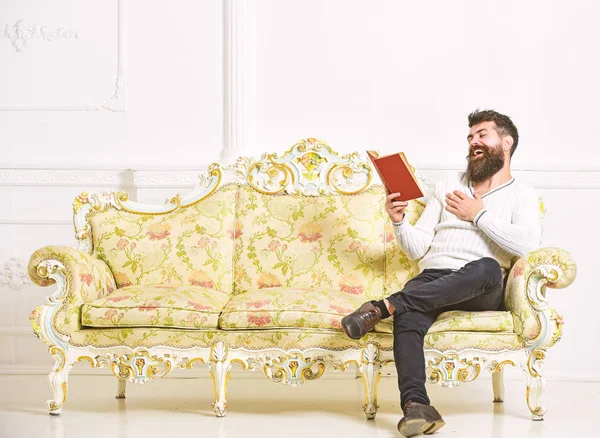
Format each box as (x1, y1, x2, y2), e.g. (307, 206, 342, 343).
(465, 121, 507, 183)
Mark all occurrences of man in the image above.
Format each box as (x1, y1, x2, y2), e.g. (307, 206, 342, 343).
(341, 109, 542, 437)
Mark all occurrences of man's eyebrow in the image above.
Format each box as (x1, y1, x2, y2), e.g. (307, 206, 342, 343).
(467, 128, 488, 140)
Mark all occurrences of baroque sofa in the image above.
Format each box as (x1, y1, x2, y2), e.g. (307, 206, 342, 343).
(28, 138, 576, 420)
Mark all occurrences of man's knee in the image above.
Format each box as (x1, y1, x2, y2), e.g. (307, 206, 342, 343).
(392, 311, 433, 336)
(474, 257, 503, 286)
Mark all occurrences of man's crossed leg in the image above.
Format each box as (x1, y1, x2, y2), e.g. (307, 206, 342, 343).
(341, 257, 504, 437)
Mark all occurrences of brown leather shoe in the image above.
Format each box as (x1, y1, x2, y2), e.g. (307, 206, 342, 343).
(398, 401, 445, 437)
(341, 302, 382, 339)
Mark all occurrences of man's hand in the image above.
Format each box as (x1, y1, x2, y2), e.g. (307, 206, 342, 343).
(445, 190, 484, 222)
(386, 192, 409, 223)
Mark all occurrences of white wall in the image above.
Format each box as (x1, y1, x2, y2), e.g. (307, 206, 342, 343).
(0, 0, 223, 168)
(1, 0, 599, 383)
(251, 0, 600, 169)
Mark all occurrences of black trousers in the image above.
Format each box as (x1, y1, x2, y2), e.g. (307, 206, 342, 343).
(385, 257, 504, 408)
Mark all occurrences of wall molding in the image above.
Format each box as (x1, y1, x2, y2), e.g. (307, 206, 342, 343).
(222, 0, 245, 164)
(0, 219, 72, 225)
(0, 0, 127, 112)
(0, 258, 31, 290)
(0, 167, 599, 189)
(0, 169, 136, 187)
(1, 19, 78, 52)
(133, 170, 204, 188)
(0, 326, 32, 336)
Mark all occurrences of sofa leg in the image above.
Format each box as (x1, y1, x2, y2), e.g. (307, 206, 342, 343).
(358, 344, 381, 420)
(48, 369, 69, 415)
(210, 360, 231, 417)
(47, 347, 72, 415)
(492, 368, 504, 402)
(116, 364, 127, 399)
(524, 350, 546, 421)
(209, 342, 231, 417)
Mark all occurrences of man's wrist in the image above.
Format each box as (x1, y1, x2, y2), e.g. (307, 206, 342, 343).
(392, 215, 406, 226)
(473, 209, 488, 225)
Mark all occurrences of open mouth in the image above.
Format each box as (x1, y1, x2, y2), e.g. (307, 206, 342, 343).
(472, 148, 485, 158)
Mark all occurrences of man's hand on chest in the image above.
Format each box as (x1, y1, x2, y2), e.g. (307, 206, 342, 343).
(444, 190, 484, 222)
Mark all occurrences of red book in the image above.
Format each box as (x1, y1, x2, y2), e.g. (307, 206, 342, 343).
(366, 150, 424, 201)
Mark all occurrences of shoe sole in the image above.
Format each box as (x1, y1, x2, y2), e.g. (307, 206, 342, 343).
(398, 418, 446, 437)
(341, 316, 363, 339)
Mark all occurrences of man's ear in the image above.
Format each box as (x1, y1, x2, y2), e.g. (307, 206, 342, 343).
(503, 136, 514, 152)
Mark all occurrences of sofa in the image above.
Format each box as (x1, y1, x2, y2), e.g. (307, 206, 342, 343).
(28, 138, 576, 420)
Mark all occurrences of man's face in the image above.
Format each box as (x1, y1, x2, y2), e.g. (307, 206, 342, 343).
(466, 121, 506, 183)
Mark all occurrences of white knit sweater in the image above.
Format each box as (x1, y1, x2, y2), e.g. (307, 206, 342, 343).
(393, 172, 542, 273)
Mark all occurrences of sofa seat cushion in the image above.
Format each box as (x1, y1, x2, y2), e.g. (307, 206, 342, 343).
(375, 310, 514, 334)
(69, 327, 524, 352)
(81, 285, 230, 329)
(218, 287, 367, 330)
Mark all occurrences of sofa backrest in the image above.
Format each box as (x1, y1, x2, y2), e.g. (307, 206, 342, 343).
(77, 139, 429, 297)
(233, 185, 388, 298)
(88, 184, 238, 293)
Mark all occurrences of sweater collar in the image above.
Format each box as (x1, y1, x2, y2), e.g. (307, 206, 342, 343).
(467, 176, 515, 198)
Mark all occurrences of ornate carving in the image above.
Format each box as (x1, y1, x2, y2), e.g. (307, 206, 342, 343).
(427, 354, 483, 388)
(357, 344, 386, 419)
(525, 264, 563, 350)
(489, 359, 515, 403)
(2, 20, 78, 52)
(31, 261, 73, 415)
(209, 342, 230, 417)
(550, 310, 564, 346)
(253, 353, 331, 386)
(489, 360, 515, 373)
(0, 258, 31, 290)
(109, 351, 173, 384)
(233, 138, 374, 196)
(523, 349, 546, 420)
(87, 76, 127, 113)
(180, 357, 206, 369)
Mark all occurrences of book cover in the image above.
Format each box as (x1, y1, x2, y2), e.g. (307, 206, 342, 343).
(366, 150, 424, 201)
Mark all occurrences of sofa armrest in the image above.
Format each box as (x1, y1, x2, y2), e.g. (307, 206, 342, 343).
(28, 245, 117, 339)
(504, 247, 576, 349)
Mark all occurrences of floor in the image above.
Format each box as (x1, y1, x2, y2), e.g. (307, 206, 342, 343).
(0, 372, 596, 438)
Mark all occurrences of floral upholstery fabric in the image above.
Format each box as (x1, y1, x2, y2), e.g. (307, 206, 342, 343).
(423, 331, 522, 351)
(504, 247, 576, 341)
(375, 310, 514, 334)
(87, 185, 237, 292)
(219, 287, 367, 330)
(81, 285, 230, 329)
(28, 245, 117, 336)
(233, 186, 388, 298)
(67, 327, 523, 352)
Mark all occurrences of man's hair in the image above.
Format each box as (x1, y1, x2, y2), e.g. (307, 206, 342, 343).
(468, 109, 519, 157)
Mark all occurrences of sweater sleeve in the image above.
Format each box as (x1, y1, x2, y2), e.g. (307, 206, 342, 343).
(392, 178, 444, 260)
(475, 185, 542, 257)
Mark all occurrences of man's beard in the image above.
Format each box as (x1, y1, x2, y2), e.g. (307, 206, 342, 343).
(466, 144, 505, 183)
